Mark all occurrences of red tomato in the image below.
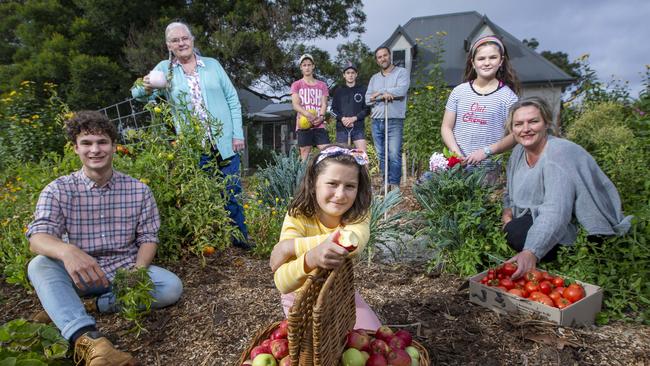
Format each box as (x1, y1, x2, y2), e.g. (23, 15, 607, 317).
(499, 278, 515, 290)
(525, 270, 544, 282)
(555, 297, 571, 309)
(515, 278, 526, 287)
(497, 273, 505, 280)
(528, 291, 545, 301)
(501, 263, 518, 277)
(552, 276, 565, 288)
(564, 284, 585, 303)
(534, 295, 555, 307)
(508, 288, 525, 297)
(549, 291, 562, 302)
(542, 271, 554, 281)
(524, 281, 540, 294)
(539, 281, 553, 295)
(555, 286, 565, 296)
(480, 276, 489, 284)
(487, 270, 496, 280)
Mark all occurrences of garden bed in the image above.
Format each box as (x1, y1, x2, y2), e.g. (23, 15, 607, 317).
(1, 250, 648, 365)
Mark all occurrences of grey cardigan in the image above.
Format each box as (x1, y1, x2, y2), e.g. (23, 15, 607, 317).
(504, 136, 632, 259)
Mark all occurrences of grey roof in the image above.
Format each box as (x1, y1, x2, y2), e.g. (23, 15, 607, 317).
(238, 88, 272, 115)
(383, 11, 574, 87)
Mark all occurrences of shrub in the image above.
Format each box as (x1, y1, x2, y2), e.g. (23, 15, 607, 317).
(244, 196, 288, 258)
(253, 148, 306, 206)
(0, 81, 67, 170)
(0, 318, 71, 365)
(411, 165, 512, 275)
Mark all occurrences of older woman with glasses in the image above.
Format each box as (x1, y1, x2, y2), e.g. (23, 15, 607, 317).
(502, 96, 632, 279)
(131, 21, 251, 250)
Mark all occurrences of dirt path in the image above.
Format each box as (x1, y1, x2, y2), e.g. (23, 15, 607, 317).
(1, 250, 648, 365)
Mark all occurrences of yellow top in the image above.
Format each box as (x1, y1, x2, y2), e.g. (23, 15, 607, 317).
(273, 213, 370, 294)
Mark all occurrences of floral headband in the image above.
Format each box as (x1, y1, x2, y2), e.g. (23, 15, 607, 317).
(315, 146, 369, 166)
(470, 35, 505, 57)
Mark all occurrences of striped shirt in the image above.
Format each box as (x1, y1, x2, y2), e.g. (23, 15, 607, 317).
(445, 81, 518, 162)
(274, 213, 369, 294)
(26, 169, 160, 280)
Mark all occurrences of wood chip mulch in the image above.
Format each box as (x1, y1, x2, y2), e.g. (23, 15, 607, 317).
(1, 251, 649, 366)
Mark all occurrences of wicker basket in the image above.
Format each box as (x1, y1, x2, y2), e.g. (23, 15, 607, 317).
(237, 257, 430, 365)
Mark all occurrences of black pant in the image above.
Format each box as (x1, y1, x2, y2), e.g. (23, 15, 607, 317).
(504, 213, 605, 262)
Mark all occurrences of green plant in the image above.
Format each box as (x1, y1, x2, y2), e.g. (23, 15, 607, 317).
(546, 218, 650, 324)
(112, 267, 155, 337)
(244, 197, 288, 258)
(0, 318, 71, 365)
(403, 32, 450, 174)
(412, 165, 512, 275)
(253, 148, 306, 206)
(0, 81, 67, 170)
(364, 189, 408, 263)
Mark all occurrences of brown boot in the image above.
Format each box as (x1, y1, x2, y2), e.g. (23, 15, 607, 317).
(73, 331, 139, 366)
(31, 298, 98, 324)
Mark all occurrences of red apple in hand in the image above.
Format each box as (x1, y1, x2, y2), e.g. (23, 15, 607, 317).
(270, 339, 289, 360)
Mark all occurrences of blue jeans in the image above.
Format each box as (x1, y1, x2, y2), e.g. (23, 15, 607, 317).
(371, 118, 404, 185)
(27, 255, 183, 340)
(199, 151, 249, 245)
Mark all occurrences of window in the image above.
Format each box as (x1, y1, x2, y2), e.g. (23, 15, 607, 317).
(392, 49, 406, 68)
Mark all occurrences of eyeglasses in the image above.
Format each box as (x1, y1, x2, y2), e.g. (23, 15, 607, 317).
(168, 36, 192, 45)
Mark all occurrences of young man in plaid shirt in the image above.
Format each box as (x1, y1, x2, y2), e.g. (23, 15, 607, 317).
(26, 111, 183, 366)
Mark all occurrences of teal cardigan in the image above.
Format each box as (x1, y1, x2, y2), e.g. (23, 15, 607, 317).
(131, 56, 243, 159)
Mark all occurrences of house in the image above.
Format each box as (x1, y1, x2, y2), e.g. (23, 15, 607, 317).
(381, 11, 575, 121)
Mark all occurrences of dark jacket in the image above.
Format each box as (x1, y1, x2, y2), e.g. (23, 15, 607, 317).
(331, 84, 369, 130)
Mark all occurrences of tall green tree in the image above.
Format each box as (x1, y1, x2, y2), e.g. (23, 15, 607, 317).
(1, 0, 366, 107)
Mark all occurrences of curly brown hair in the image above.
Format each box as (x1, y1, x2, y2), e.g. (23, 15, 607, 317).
(462, 40, 521, 95)
(64, 110, 117, 144)
(288, 147, 372, 225)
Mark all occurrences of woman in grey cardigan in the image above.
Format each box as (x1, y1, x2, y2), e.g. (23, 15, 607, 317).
(502, 97, 632, 279)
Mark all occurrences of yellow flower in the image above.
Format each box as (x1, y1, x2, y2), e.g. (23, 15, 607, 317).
(64, 112, 74, 119)
(272, 210, 277, 215)
(257, 199, 262, 204)
(20, 81, 31, 86)
(23, 226, 28, 234)
(244, 204, 250, 209)
(31, 114, 40, 120)
(154, 106, 162, 114)
(275, 197, 279, 203)
(9, 91, 17, 96)
(426, 85, 434, 90)
(414, 91, 419, 95)
(140, 178, 150, 185)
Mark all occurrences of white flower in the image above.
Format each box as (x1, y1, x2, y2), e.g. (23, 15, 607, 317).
(429, 152, 448, 172)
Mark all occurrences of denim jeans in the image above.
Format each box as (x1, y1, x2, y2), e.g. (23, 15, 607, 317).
(27, 255, 183, 340)
(371, 118, 404, 185)
(199, 151, 249, 244)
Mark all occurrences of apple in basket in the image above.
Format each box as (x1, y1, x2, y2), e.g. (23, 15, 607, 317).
(271, 326, 288, 340)
(405, 346, 420, 363)
(252, 353, 277, 366)
(241, 360, 253, 366)
(366, 353, 388, 366)
(394, 330, 413, 347)
(341, 348, 366, 366)
(346, 330, 370, 351)
(260, 339, 272, 348)
(332, 230, 358, 252)
(270, 339, 289, 360)
(375, 326, 394, 342)
(388, 335, 406, 350)
(278, 319, 289, 330)
(279, 356, 291, 366)
(386, 349, 411, 366)
(369, 338, 390, 356)
(250, 345, 271, 360)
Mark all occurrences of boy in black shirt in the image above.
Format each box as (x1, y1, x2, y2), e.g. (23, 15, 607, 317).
(332, 63, 369, 151)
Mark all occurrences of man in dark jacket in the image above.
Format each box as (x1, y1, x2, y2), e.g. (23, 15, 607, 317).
(332, 62, 369, 151)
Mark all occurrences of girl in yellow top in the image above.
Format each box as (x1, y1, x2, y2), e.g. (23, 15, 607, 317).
(269, 145, 381, 330)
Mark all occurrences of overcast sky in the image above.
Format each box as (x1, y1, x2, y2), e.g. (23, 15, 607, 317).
(315, 0, 650, 96)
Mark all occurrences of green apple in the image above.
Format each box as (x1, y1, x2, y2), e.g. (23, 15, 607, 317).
(341, 348, 365, 366)
(405, 346, 419, 362)
(252, 353, 277, 366)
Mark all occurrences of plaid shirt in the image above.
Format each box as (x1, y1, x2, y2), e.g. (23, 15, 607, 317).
(26, 169, 160, 280)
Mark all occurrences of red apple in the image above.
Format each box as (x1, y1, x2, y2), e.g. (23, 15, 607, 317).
(386, 349, 411, 366)
(278, 319, 289, 330)
(369, 339, 390, 356)
(260, 339, 272, 348)
(346, 330, 370, 351)
(271, 327, 288, 340)
(270, 339, 289, 360)
(394, 330, 412, 347)
(388, 335, 406, 350)
(366, 353, 388, 366)
(279, 356, 291, 366)
(375, 325, 394, 342)
(250, 345, 271, 360)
